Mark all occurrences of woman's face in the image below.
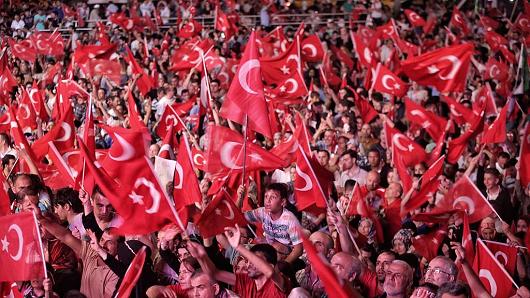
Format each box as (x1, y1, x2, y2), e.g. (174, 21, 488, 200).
(393, 239, 407, 254)
(358, 220, 372, 236)
(178, 262, 194, 290)
(517, 219, 528, 233)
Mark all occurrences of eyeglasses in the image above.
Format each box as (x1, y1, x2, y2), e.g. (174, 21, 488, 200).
(425, 266, 452, 276)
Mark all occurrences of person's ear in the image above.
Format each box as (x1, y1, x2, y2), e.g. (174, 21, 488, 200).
(213, 283, 220, 295)
(281, 198, 287, 208)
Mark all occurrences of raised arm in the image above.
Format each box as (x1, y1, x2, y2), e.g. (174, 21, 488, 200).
(187, 241, 236, 286)
(39, 216, 82, 256)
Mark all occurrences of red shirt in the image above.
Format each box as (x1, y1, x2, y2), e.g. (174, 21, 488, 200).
(166, 284, 189, 298)
(359, 269, 382, 298)
(234, 273, 287, 298)
(382, 198, 402, 243)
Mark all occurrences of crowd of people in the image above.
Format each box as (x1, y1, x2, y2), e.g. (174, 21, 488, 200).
(0, 0, 530, 297)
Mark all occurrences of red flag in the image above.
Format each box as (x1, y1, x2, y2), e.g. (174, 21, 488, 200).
(300, 231, 352, 298)
(264, 68, 307, 102)
(169, 39, 214, 71)
(124, 46, 153, 96)
(473, 239, 517, 298)
(371, 63, 407, 97)
(481, 102, 508, 144)
(446, 107, 484, 164)
(462, 212, 475, 265)
(73, 42, 117, 64)
(0, 49, 18, 99)
(351, 32, 377, 69)
(401, 155, 445, 216)
(155, 104, 186, 138)
(400, 43, 474, 92)
(484, 240, 517, 276)
(515, 13, 530, 33)
(29, 31, 64, 57)
(412, 227, 447, 261)
(8, 38, 37, 62)
(479, 15, 499, 31)
(384, 123, 428, 167)
(349, 88, 378, 124)
(82, 59, 121, 83)
(28, 81, 48, 122)
(215, 6, 237, 40)
(404, 98, 447, 140)
(392, 144, 413, 194)
(205, 125, 286, 174)
(259, 36, 301, 85)
(442, 95, 475, 126)
(484, 31, 508, 52)
(423, 17, 437, 35)
(16, 88, 38, 132)
(434, 175, 494, 223)
(0, 212, 45, 282)
(376, 20, 400, 41)
(474, 83, 498, 118)
(483, 57, 509, 82)
(114, 246, 147, 298)
(177, 19, 203, 39)
(196, 190, 248, 238)
(9, 108, 38, 164)
(158, 125, 177, 160)
(520, 124, 530, 189)
(404, 9, 426, 27)
(220, 31, 272, 139)
(0, 171, 10, 216)
(301, 34, 324, 62)
(31, 103, 75, 160)
(450, 7, 470, 35)
(47, 142, 77, 188)
(294, 147, 333, 214)
(173, 135, 202, 209)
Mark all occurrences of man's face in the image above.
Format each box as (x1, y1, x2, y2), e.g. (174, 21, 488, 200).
(366, 172, 380, 191)
(247, 252, 266, 279)
(317, 151, 329, 166)
(189, 274, 218, 298)
(99, 231, 119, 256)
(484, 173, 499, 190)
(340, 154, 354, 171)
(368, 151, 380, 168)
(330, 253, 354, 282)
(13, 176, 32, 194)
(54, 204, 68, 222)
(424, 258, 454, 286)
(376, 253, 395, 282)
(92, 193, 114, 223)
(309, 232, 331, 255)
(264, 189, 284, 214)
(383, 263, 409, 296)
(20, 195, 39, 213)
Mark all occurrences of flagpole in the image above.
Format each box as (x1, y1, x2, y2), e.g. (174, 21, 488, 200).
(6, 156, 19, 180)
(241, 115, 248, 188)
(510, 0, 520, 21)
(32, 212, 48, 280)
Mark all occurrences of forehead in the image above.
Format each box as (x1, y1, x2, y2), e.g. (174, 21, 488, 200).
(191, 273, 211, 285)
(377, 253, 395, 262)
(94, 193, 110, 205)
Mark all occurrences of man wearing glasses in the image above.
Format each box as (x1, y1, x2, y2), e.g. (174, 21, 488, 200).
(382, 260, 414, 298)
(423, 256, 458, 287)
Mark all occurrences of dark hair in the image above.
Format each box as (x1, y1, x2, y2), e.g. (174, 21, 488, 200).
(344, 179, 357, 191)
(498, 151, 510, 159)
(1, 154, 16, 168)
(250, 243, 278, 265)
(317, 149, 330, 159)
(436, 281, 470, 298)
(54, 188, 83, 213)
(265, 183, 288, 200)
(416, 282, 439, 294)
(484, 168, 501, 181)
(17, 186, 39, 202)
(341, 149, 358, 160)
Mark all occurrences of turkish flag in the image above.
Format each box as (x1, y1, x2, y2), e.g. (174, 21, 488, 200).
(484, 240, 517, 276)
(114, 246, 147, 298)
(434, 175, 494, 223)
(401, 155, 445, 216)
(215, 6, 237, 40)
(474, 83, 498, 118)
(73, 42, 117, 64)
(158, 125, 177, 160)
(31, 102, 75, 160)
(260, 36, 301, 85)
(349, 88, 378, 124)
(484, 31, 508, 51)
(483, 57, 509, 82)
(404, 9, 426, 27)
(170, 39, 214, 71)
(29, 31, 64, 57)
(412, 227, 447, 261)
(0, 49, 18, 99)
(392, 144, 413, 193)
(47, 141, 77, 188)
(404, 98, 447, 141)
(461, 212, 475, 265)
(441, 96, 475, 126)
(191, 146, 207, 171)
(53, 79, 90, 120)
(125, 90, 147, 132)
(294, 147, 333, 214)
(371, 63, 407, 97)
(269, 113, 312, 163)
(265, 68, 307, 102)
(124, 46, 153, 96)
(395, 37, 420, 57)
(0, 171, 10, 216)
(41, 63, 62, 86)
(220, 31, 272, 139)
(173, 135, 202, 209)
(376, 20, 400, 41)
(205, 125, 286, 175)
(481, 102, 508, 144)
(450, 7, 470, 35)
(351, 32, 377, 69)
(412, 209, 460, 224)
(515, 13, 530, 33)
(155, 104, 186, 139)
(16, 88, 38, 132)
(345, 183, 371, 217)
(300, 231, 352, 298)
(473, 239, 516, 298)
(301, 34, 324, 62)
(197, 189, 248, 238)
(9, 108, 38, 165)
(357, 25, 376, 45)
(29, 81, 49, 122)
(401, 43, 474, 92)
(446, 107, 484, 164)
(177, 19, 203, 39)
(479, 15, 499, 31)
(384, 123, 428, 167)
(8, 38, 37, 62)
(82, 58, 121, 84)
(520, 124, 530, 188)
(0, 212, 45, 282)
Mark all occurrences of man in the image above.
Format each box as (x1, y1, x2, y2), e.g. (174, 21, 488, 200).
(53, 187, 86, 239)
(382, 260, 413, 298)
(244, 183, 303, 263)
(0, 133, 17, 159)
(365, 171, 385, 210)
(316, 149, 337, 173)
(424, 256, 458, 287)
(366, 149, 390, 187)
(39, 217, 119, 298)
(382, 182, 403, 243)
(337, 150, 368, 189)
(359, 251, 396, 298)
(330, 252, 362, 292)
(188, 270, 237, 298)
(188, 225, 289, 298)
(436, 282, 470, 298)
(81, 187, 120, 239)
(296, 231, 334, 297)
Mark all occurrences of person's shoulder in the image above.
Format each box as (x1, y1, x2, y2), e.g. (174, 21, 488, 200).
(280, 209, 300, 222)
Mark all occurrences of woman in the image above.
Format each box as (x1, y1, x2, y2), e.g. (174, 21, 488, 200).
(147, 257, 201, 298)
(392, 229, 414, 255)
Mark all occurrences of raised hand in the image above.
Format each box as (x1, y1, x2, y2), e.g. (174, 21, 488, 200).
(224, 224, 241, 249)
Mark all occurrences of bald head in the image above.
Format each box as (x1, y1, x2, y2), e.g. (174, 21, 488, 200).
(309, 231, 333, 255)
(331, 252, 362, 283)
(366, 171, 381, 191)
